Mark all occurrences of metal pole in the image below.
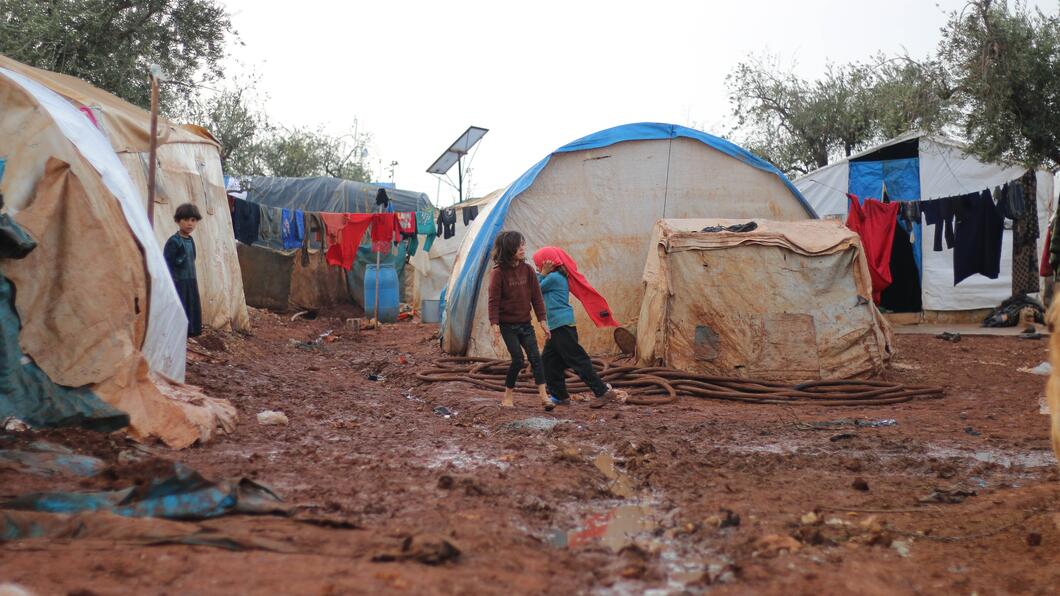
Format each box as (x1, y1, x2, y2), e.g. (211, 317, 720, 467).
(373, 204, 382, 330)
(457, 154, 463, 204)
(146, 74, 160, 225)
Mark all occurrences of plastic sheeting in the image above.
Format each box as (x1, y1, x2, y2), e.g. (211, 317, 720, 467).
(794, 134, 1054, 311)
(441, 122, 816, 356)
(636, 219, 893, 381)
(0, 67, 187, 381)
(245, 176, 431, 214)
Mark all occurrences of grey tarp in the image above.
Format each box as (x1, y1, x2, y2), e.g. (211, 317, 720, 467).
(245, 176, 430, 214)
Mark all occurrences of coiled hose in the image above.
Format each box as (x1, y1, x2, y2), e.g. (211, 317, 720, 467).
(415, 357, 944, 407)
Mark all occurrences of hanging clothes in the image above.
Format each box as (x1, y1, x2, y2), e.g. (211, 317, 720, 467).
(323, 213, 373, 271)
(845, 194, 899, 304)
(953, 190, 1003, 285)
(1041, 224, 1053, 277)
(281, 209, 305, 250)
(530, 246, 619, 328)
(462, 205, 479, 225)
(375, 188, 390, 209)
(301, 213, 326, 266)
(437, 208, 457, 239)
(396, 212, 418, 256)
(921, 197, 958, 252)
(258, 205, 281, 246)
(371, 212, 400, 253)
(1010, 172, 1040, 295)
(417, 209, 438, 252)
(879, 219, 922, 313)
(231, 198, 261, 246)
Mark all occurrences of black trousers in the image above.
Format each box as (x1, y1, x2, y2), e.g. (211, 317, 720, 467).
(542, 325, 607, 400)
(499, 323, 544, 388)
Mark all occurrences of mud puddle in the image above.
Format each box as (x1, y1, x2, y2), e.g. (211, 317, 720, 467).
(426, 446, 509, 471)
(924, 444, 1056, 469)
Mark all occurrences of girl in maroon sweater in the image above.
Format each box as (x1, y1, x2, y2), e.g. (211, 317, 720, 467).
(488, 231, 553, 410)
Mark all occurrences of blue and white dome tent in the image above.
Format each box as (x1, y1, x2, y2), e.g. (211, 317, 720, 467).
(440, 122, 817, 357)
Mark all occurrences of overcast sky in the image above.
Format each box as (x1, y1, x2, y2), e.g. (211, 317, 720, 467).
(221, 0, 1056, 206)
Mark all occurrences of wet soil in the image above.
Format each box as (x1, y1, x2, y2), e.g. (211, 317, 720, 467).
(2, 307, 1059, 595)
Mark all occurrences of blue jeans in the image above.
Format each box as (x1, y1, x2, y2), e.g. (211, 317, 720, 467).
(499, 323, 545, 388)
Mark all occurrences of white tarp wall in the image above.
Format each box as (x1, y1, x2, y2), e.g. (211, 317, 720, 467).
(795, 134, 1054, 311)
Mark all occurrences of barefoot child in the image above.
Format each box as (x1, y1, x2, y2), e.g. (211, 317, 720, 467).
(533, 247, 620, 409)
(487, 231, 553, 410)
(163, 203, 203, 337)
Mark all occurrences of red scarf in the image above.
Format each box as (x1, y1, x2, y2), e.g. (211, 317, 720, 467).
(532, 246, 619, 328)
(323, 213, 372, 271)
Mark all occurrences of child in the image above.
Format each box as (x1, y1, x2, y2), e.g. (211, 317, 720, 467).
(533, 246, 620, 409)
(487, 231, 552, 410)
(163, 203, 203, 338)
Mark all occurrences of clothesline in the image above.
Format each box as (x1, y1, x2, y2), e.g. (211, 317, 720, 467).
(802, 176, 1027, 204)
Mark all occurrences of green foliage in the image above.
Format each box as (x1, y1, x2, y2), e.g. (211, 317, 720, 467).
(940, 0, 1060, 168)
(0, 0, 233, 110)
(727, 54, 953, 176)
(257, 126, 372, 182)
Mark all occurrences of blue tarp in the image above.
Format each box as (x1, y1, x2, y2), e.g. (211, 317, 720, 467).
(848, 158, 923, 273)
(440, 122, 816, 354)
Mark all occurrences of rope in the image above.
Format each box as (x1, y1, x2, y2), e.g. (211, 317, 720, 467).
(415, 358, 944, 407)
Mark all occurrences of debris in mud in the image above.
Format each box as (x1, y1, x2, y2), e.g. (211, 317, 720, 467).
(919, 487, 977, 504)
(1019, 361, 1052, 375)
(964, 426, 981, 436)
(366, 374, 385, 382)
(753, 534, 802, 557)
(593, 453, 636, 498)
(935, 331, 962, 342)
(501, 417, 567, 432)
(195, 334, 228, 352)
(891, 540, 912, 558)
(2, 417, 28, 432)
(851, 477, 870, 492)
(433, 406, 454, 418)
(706, 509, 741, 529)
(830, 433, 856, 442)
(372, 533, 462, 565)
(799, 418, 898, 431)
(256, 410, 289, 426)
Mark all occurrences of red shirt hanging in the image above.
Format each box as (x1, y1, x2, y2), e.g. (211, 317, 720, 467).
(846, 193, 899, 304)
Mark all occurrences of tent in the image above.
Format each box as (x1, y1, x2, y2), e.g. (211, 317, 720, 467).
(409, 190, 500, 310)
(794, 132, 1054, 313)
(239, 176, 431, 310)
(0, 57, 235, 447)
(636, 219, 894, 381)
(441, 122, 817, 357)
(0, 55, 250, 336)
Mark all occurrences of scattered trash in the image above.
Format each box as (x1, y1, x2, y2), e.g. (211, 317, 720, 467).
(800, 511, 819, 525)
(433, 406, 454, 419)
(290, 310, 318, 322)
(851, 477, 870, 492)
(0, 444, 105, 477)
(891, 362, 921, 371)
(891, 539, 912, 558)
(372, 533, 462, 565)
(919, 487, 977, 504)
(856, 419, 897, 428)
(1019, 330, 1044, 340)
(501, 417, 567, 432)
(366, 374, 385, 382)
(964, 426, 981, 436)
(800, 418, 897, 431)
(1019, 362, 1052, 375)
(718, 508, 741, 528)
(1, 417, 28, 432)
(935, 331, 962, 342)
(257, 410, 289, 426)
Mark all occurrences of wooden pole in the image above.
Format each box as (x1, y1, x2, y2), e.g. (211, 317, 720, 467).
(146, 74, 160, 225)
(374, 203, 382, 330)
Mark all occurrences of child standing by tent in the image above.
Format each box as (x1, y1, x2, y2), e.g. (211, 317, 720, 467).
(164, 203, 203, 338)
(488, 231, 552, 410)
(533, 246, 620, 409)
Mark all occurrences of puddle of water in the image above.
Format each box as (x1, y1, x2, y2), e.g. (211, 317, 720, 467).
(594, 453, 636, 498)
(426, 446, 509, 471)
(925, 445, 1056, 469)
(502, 417, 568, 432)
(566, 503, 658, 551)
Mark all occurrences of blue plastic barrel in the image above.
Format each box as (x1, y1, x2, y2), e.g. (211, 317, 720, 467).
(364, 264, 399, 323)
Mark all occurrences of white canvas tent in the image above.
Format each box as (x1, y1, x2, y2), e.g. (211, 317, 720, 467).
(794, 132, 1054, 312)
(441, 123, 817, 357)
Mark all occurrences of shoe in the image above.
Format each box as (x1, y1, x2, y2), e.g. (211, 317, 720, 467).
(550, 395, 571, 406)
(589, 389, 617, 409)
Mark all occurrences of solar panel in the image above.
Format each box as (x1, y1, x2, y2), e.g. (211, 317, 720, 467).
(427, 126, 488, 174)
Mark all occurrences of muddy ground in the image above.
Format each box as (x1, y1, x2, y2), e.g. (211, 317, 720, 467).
(2, 307, 1059, 595)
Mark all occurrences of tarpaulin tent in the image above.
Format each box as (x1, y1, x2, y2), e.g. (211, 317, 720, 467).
(241, 176, 428, 310)
(636, 219, 894, 381)
(441, 122, 817, 357)
(0, 56, 236, 448)
(0, 55, 250, 338)
(409, 190, 500, 309)
(794, 132, 1054, 313)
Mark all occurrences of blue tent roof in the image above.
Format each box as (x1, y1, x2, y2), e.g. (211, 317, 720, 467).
(441, 122, 815, 355)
